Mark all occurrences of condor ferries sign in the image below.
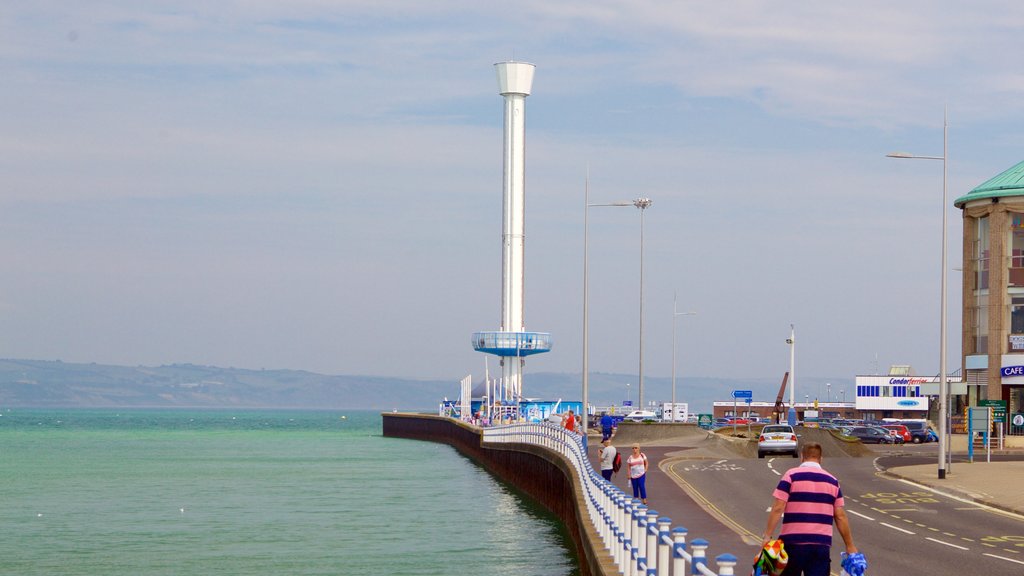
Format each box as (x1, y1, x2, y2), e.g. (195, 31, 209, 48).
(853, 375, 934, 412)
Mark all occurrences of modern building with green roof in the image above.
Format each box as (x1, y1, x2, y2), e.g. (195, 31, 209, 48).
(955, 160, 1024, 415)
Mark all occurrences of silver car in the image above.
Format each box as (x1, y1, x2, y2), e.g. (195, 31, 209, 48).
(758, 424, 799, 458)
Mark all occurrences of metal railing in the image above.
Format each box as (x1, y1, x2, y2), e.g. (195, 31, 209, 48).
(483, 422, 739, 576)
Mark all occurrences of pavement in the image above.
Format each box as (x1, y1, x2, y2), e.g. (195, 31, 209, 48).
(882, 458, 1024, 517)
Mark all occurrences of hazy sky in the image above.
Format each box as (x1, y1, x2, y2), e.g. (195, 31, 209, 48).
(4, 2, 1024, 386)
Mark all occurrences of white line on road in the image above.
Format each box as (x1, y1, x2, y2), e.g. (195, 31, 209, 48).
(880, 522, 915, 535)
(846, 509, 875, 521)
(925, 537, 969, 550)
(983, 553, 1024, 566)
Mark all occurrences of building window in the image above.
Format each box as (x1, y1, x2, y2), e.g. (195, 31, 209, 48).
(976, 216, 990, 290)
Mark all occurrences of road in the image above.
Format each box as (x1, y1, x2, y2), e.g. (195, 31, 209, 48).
(663, 445, 1024, 575)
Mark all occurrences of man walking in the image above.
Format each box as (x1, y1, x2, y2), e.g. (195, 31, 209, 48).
(761, 442, 858, 576)
(598, 438, 617, 481)
(600, 411, 615, 441)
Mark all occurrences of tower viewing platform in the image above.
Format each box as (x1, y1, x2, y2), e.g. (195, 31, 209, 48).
(472, 331, 552, 357)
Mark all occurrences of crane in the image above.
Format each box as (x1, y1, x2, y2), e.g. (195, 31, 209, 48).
(773, 372, 789, 424)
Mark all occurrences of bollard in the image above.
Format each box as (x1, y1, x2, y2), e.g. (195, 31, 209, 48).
(690, 538, 708, 576)
(657, 517, 671, 576)
(645, 509, 659, 573)
(715, 553, 737, 576)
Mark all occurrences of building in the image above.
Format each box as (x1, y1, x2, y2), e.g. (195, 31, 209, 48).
(955, 160, 1024, 419)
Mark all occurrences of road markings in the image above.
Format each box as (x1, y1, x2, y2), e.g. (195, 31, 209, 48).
(894, 478, 1024, 521)
(846, 509, 874, 521)
(925, 537, 969, 550)
(983, 553, 1024, 566)
(880, 522, 916, 535)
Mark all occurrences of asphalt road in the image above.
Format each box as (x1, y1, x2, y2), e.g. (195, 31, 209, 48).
(664, 445, 1024, 575)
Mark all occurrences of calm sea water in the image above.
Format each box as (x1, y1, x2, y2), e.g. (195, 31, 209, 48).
(0, 409, 577, 576)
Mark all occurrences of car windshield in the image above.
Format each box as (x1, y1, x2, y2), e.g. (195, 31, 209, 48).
(763, 426, 792, 434)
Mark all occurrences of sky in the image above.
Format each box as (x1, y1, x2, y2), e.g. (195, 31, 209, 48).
(3, 2, 1024, 388)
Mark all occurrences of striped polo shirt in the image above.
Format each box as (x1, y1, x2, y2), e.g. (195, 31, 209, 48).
(772, 461, 844, 546)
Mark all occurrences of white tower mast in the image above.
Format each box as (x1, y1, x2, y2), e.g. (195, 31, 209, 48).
(473, 62, 550, 412)
(496, 61, 533, 400)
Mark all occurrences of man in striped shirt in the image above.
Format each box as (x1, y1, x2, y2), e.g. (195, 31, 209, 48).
(761, 442, 858, 576)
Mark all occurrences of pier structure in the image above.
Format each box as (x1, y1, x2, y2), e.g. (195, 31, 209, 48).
(473, 61, 551, 411)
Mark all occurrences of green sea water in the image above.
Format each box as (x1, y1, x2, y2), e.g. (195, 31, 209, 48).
(0, 409, 577, 576)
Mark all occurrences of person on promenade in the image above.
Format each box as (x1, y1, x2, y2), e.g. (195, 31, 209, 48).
(627, 443, 649, 505)
(600, 411, 615, 441)
(562, 410, 577, 433)
(761, 442, 859, 576)
(598, 438, 617, 481)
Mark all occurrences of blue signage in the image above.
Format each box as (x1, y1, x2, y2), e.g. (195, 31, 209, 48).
(623, 400, 633, 407)
(1001, 366, 1024, 377)
(897, 399, 920, 407)
(732, 390, 753, 399)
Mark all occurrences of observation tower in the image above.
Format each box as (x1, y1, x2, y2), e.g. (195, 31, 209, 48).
(472, 61, 551, 408)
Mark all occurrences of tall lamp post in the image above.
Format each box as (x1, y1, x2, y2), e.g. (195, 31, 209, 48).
(672, 292, 696, 422)
(787, 324, 796, 426)
(582, 175, 632, 435)
(887, 110, 949, 480)
(635, 197, 653, 409)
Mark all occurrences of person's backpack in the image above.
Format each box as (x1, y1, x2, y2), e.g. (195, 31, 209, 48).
(612, 451, 622, 473)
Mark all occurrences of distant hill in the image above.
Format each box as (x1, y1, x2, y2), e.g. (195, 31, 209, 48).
(0, 358, 851, 413)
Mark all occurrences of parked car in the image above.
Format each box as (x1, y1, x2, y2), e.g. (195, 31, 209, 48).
(900, 421, 935, 443)
(623, 410, 657, 422)
(845, 426, 898, 444)
(881, 424, 911, 443)
(758, 424, 800, 458)
(872, 425, 904, 444)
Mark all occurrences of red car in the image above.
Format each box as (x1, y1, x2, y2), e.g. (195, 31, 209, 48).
(881, 424, 911, 443)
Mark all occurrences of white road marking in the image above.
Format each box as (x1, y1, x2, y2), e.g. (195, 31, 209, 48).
(846, 509, 875, 521)
(983, 553, 1024, 566)
(880, 522, 915, 535)
(925, 537, 969, 550)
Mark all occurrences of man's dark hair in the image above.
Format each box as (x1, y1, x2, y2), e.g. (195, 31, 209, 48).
(802, 442, 823, 460)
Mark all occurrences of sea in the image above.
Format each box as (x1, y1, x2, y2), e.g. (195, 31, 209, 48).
(0, 408, 578, 576)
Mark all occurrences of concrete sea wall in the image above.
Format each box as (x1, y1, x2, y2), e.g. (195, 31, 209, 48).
(382, 412, 614, 576)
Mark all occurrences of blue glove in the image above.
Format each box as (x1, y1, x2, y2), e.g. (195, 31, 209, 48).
(841, 552, 867, 576)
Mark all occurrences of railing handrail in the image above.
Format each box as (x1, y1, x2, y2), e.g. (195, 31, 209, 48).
(482, 422, 738, 576)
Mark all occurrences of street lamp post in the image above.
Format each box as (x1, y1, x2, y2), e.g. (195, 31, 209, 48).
(887, 109, 949, 480)
(582, 174, 632, 436)
(787, 325, 796, 426)
(635, 197, 653, 409)
(826, 382, 831, 404)
(672, 292, 696, 422)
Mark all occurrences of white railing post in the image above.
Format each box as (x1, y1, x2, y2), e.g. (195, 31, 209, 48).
(645, 509, 658, 574)
(657, 517, 671, 576)
(715, 554, 738, 576)
(632, 500, 645, 576)
(690, 538, 708, 576)
(618, 494, 629, 573)
(672, 527, 688, 575)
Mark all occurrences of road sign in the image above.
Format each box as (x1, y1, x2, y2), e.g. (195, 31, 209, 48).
(623, 400, 633, 407)
(979, 399, 1007, 423)
(732, 390, 753, 400)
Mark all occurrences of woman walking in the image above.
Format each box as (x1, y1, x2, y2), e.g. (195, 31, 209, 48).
(627, 443, 649, 504)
